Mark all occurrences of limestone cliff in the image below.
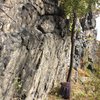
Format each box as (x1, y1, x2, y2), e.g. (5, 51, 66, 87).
(0, 0, 98, 100)
(0, 0, 71, 100)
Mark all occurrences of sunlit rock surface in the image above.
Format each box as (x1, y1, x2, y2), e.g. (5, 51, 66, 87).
(0, 0, 98, 100)
(0, 0, 71, 100)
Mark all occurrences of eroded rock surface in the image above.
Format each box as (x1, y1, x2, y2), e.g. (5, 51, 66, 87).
(0, 0, 71, 100)
(0, 0, 98, 100)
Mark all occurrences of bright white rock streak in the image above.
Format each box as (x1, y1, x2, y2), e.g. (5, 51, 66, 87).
(96, 16, 100, 41)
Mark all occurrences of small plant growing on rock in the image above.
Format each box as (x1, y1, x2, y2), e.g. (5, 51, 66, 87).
(14, 77, 23, 96)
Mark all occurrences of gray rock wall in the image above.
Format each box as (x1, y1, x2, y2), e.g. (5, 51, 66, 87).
(0, 0, 71, 100)
(0, 0, 97, 100)
(74, 17, 97, 69)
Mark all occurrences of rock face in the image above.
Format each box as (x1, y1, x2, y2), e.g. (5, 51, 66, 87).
(0, 0, 71, 100)
(74, 16, 97, 70)
(0, 0, 97, 100)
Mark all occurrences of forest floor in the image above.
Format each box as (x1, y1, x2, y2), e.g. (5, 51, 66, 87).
(48, 67, 100, 100)
(48, 42, 100, 100)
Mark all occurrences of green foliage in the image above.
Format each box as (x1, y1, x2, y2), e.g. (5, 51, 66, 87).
(60, 0, 99, 17)
(49, 86, 61, 96)
(14, 77, 22, 93)
(61, 0, 87, 17)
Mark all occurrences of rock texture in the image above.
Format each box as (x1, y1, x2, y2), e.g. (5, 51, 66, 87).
(74, 30, 97, 69)
(0, 0, 71, 100)
(0, 0, 98, 100)
(74, 14, 97, 70)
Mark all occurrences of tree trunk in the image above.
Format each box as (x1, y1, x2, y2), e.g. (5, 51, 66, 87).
(66, 11, 77, 100)
(67, 11, 77, 82)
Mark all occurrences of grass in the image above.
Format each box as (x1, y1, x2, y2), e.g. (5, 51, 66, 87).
(48, 64, 100, 100)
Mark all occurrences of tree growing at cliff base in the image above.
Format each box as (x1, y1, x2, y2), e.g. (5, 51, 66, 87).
(60, 0, 99, 99)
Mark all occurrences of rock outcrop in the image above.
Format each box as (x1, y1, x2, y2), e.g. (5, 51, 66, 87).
(0, 0, 98, 100)
(74, 14, 97, 70)
(0, 0, 71, 100)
